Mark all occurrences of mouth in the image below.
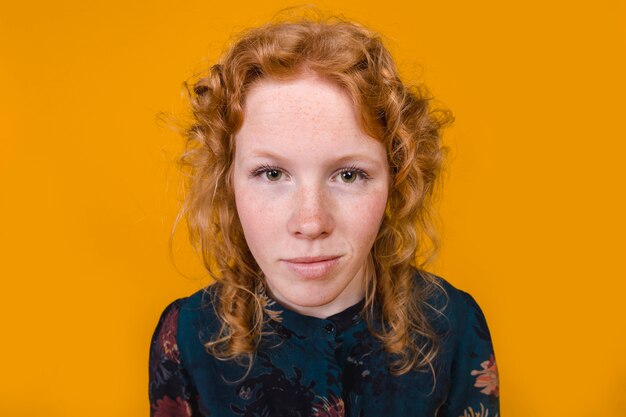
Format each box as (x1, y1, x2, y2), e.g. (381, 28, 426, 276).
(281, 256, 341, 279)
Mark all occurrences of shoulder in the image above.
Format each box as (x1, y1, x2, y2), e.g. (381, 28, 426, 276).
(150, 297, 186, 365)
(149, 292, 215, 415)
(414, 273, 500, 412)
(151, 285, 221, 358)
(156, 284, 226, 368)
(156, 283, 221, 322)
(412, 269, 492, 340)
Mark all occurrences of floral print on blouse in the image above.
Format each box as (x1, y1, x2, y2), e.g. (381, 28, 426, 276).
(148, 271, 500, 417)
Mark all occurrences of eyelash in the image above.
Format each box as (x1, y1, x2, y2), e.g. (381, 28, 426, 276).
(337, 165, 371, 182)
(249, 164, 371, 182)
(250, 164, 283, 178)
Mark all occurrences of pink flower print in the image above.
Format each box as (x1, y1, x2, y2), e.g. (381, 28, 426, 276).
(152, 396, 193, 417)
(312, 394, 345, 417)
(470, 354, 499, 396)
(156, 307, 181, 362)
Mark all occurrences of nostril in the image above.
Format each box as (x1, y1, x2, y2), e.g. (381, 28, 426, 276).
(294, 215, 328, 238)
(286, 187, 335, 238)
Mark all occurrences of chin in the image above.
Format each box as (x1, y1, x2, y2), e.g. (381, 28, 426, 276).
(284, 292, 337, 308)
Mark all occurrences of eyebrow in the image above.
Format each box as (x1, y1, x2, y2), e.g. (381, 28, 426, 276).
(244, 149, 386, 166)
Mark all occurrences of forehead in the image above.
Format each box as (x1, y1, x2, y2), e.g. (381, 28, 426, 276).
(244, 74, 352, 116)
(236, 74, 378, 153)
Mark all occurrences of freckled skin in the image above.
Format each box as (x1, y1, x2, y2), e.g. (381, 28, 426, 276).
(232, 74, 390, 319)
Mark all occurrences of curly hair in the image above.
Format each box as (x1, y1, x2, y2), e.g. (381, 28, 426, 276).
(173, 14, 454, 377)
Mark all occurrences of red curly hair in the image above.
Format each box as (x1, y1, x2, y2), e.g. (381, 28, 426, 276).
(173, 13, 454, 377)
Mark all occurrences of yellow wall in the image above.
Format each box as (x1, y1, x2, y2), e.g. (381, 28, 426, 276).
(1, 1, 625, 416)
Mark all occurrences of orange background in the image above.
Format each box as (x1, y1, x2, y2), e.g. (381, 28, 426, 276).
(1, 1, 625, 416)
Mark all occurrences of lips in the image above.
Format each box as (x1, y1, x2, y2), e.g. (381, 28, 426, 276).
(282, 256, 341, 279)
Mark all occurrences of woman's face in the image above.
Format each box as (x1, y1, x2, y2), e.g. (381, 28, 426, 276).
(232, 73, 390, 319)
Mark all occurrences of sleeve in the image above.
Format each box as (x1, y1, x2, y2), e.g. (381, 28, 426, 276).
(148, 299, 200, 417)
(438, 292, 500, 417)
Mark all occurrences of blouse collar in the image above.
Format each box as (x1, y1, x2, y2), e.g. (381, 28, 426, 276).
(257, 281, 366, 338)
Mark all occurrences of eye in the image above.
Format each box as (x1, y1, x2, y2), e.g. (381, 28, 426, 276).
(336, 167, 369, 183)
(250, 164, 285, 182)
(340, 170, 357, 183)
(265, 169, 283, 181)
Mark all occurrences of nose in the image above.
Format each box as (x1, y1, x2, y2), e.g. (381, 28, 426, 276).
(287, 185, 335, 239)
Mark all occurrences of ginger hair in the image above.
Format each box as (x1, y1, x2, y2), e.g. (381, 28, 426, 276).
(174, 14, 454, 377)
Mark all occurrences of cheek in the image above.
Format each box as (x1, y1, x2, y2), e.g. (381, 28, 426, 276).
(235, 190, 259, 235)
(342, 188, 389, 242)
(234, 188, 279, 246)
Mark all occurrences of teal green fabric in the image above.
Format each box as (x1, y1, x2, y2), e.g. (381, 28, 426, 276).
(149, 271, 500, 416)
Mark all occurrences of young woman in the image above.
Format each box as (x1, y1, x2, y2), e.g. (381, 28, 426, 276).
(149, 16, 500, 417)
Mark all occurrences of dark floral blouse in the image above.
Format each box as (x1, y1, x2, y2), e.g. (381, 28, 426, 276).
(149, 272, 500, 417)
